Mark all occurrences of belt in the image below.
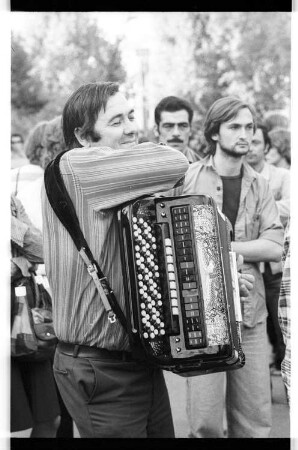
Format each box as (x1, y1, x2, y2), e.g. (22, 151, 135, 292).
(57, 342, 134, 362)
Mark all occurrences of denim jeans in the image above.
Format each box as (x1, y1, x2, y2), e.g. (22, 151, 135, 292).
(53, 348, 174, 438)
(186, 321, 272, 438)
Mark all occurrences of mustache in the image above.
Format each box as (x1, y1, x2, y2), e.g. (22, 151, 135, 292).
(168, 138, 184, 144)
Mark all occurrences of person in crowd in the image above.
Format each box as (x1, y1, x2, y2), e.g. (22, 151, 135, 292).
(278, 220, 291, 405)
(263, 110, 290, 132)
(154, 96, 201, 163)
(24, 121, 48, 167)
(40, 116, 67, 169)
(41, 81, 190, 438)
(11, 132, 44, 231)
(245, 123, 289, 374)
(11, 193, 61, 437)
(13, 123, 73, 437)
(266, 128, 291, 170)
(172, 97, 284, 438)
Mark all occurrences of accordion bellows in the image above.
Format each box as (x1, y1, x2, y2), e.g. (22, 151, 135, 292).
(117, 195, 245, 376)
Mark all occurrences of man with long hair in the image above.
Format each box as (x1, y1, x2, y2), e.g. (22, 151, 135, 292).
(175, 97, 284, 438)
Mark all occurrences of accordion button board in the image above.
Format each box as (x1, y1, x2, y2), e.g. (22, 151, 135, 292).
(118, 194, 244, 372)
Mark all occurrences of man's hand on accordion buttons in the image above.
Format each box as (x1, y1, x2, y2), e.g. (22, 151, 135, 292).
(238, 272, 254, 298)
(236, 253, 254, 298)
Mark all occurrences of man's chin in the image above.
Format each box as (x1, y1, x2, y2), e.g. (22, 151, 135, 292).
(120, 141, 137, 149)
(167, 143, 183, 151)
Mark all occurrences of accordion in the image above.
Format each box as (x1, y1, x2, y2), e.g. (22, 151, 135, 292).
(117, 195, 245, 376)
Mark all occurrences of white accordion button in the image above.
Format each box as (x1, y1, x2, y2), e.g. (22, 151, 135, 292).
(172, 307, 179, 315)
(170, 290, 178, 298)
(165, 238, 172, 247)
(167, 264, 175, 272)
(171, 299, 178, 307)
(165, 247, 173, 256)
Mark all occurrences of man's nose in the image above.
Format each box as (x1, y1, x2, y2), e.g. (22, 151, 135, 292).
(124, 118, 137, 134)
(172, 125, 180, 136)
(239, 127, 250, 140)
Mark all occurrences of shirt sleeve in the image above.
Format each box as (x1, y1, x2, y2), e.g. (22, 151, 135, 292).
(62, 142, 189, 211)
(257, 181, 284, 246)
(11, 196, 44, 263)
(275, 171, 290, 226)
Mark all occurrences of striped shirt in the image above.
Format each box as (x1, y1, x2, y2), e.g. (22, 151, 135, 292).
(41, 142, 189, 351)
(278, 221, 291, 405)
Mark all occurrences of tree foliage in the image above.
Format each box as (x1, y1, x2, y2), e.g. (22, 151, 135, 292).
(36, 13, 126, 102)
(184, 12, 291, 121)
(11, 13, 126, 137)
(11, 35, 48, 113)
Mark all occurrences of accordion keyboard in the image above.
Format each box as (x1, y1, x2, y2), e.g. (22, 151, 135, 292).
(171, 206, 206, 349)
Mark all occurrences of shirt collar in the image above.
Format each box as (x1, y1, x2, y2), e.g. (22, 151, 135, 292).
(204, 154, 257, 181)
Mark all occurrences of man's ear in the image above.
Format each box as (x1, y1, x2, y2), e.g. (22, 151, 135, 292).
(211, 133, 219, 142)
(153, 124, 160, 139)
(74, 127, 90, 147)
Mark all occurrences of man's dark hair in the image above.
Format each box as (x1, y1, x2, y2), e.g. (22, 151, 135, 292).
(204, 96, 257, 155)
(62, 81, 120, 150)
(154, 96, 194, 127)
(255, 123, 271, 149)
(11, 133, 24, 143)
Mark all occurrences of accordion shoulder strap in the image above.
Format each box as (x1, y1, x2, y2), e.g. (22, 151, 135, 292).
(44, 151, 128, 331)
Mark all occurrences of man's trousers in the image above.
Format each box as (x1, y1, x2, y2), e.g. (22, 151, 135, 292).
(53, 347, 175, 438)
(186, 321, 272, 438)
